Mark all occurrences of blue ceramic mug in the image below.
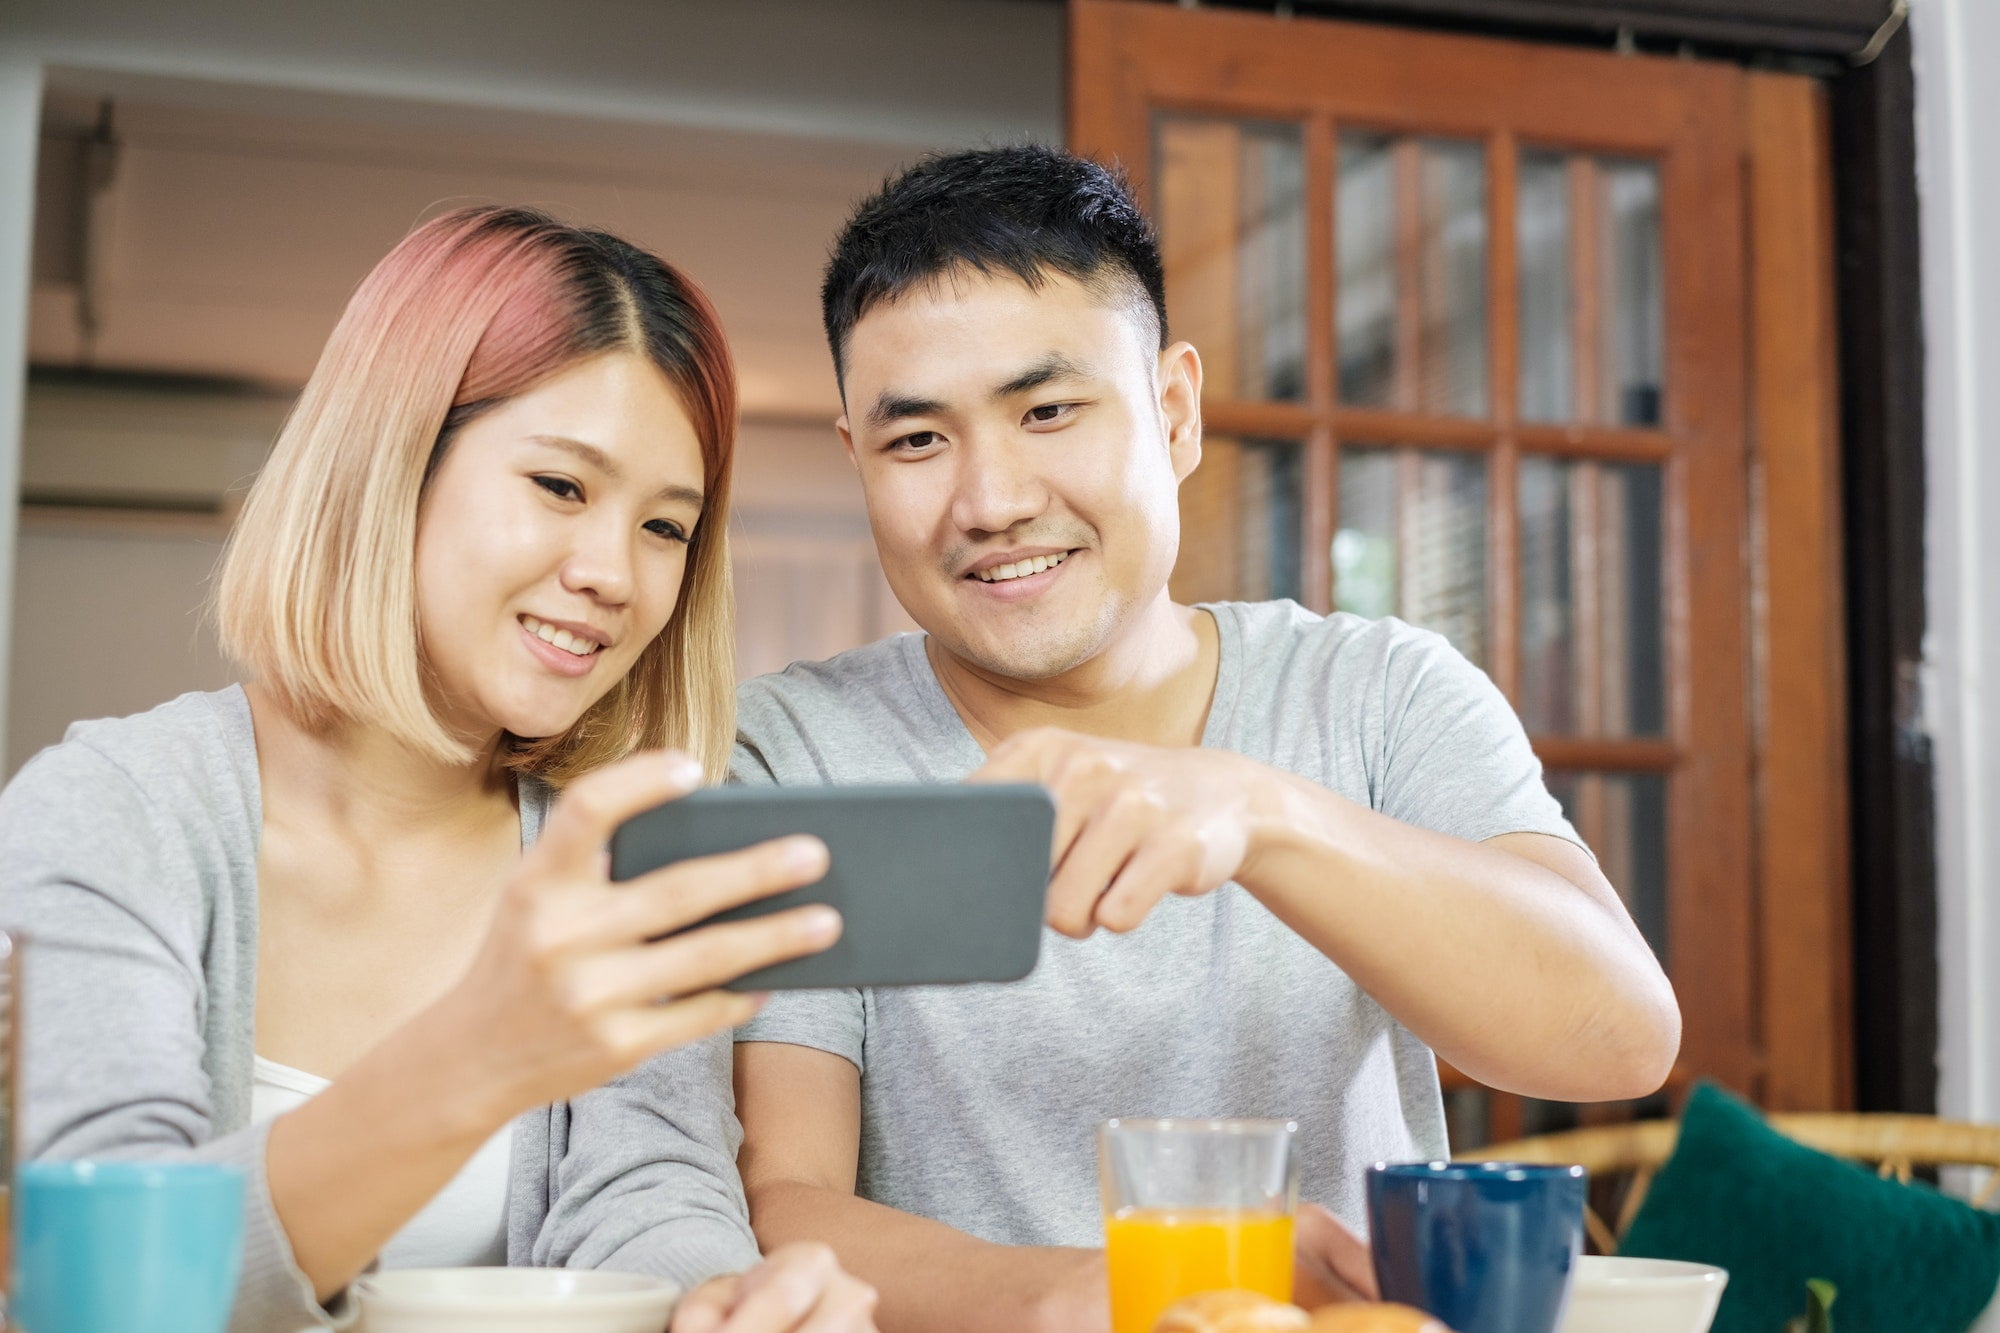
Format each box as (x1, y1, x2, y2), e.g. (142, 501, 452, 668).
(13, 1160, 246, 1333)
(1366, 1160, 1587, 1333)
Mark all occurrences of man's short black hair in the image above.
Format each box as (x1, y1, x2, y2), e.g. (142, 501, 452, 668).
(821, 144, 1168, 385)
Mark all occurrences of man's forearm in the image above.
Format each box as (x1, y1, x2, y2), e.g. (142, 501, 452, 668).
(1239, 766, 1680, 1102)
(748, 1180, 1106, 1333)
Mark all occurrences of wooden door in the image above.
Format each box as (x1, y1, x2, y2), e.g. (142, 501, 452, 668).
(1071, 0, 1850, 1139)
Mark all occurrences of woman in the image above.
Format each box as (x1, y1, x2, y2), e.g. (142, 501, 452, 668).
(0, 207, 878, 1332)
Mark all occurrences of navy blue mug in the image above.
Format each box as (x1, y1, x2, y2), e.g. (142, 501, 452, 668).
(1366, 1161, 1587, 1333)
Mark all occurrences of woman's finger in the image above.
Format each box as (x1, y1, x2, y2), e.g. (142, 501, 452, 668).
(670, 1275, 741, 1333)
(717, 1245, 841, 1333)
(595, 989, 768, 1066)
(575, 906, 842, 1011)
(794, 1278, 879, 1333)
(533, 751, 706, 875)
(591, 835, 831, 947)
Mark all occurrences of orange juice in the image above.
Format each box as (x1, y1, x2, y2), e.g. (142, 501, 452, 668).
(1104, 1206, 1294, 1333)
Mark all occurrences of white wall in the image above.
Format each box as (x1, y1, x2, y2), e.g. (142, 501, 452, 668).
(7, 512, 237, 773)
(1913, 0, 2000, 1139)
(0, 0, 1063, 762)
(0, 0, 1062, 149)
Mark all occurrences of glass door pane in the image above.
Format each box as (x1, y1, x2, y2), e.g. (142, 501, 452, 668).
(1333, 445, 1488, 665)
(1517, 150, 1665, 427)
(1338, 133, 1488, 416)
(1518, 458, 1666, 736)
(1173, 436, 1304, 605)
(1155, 115, 1307, 402)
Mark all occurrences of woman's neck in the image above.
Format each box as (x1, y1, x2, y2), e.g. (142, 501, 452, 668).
(244, 681, 517, 842)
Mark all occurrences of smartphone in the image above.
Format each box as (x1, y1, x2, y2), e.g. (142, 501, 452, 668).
(608, 783, 1055, 990)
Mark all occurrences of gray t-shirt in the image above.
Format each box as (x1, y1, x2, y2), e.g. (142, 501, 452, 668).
(733, 601, 1582, 1242)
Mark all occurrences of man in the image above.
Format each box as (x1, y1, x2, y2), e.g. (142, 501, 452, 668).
(730, 145, 1678, 1333)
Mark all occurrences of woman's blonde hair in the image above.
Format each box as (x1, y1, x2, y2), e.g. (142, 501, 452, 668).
(215, 206, 738, 785)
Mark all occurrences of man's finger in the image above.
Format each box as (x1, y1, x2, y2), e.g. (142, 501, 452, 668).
(1044, 807, 1141, 938)
(1299, 1201, 1379, 1301)
(1094, 836, 1186, 933)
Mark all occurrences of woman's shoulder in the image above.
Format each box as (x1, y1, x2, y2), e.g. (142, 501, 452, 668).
(1, 686, 259, 857)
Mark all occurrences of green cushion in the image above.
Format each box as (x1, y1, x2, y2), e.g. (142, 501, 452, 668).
(1619, 1083, 2000, 1333)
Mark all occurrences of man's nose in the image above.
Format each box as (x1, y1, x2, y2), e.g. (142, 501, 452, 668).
(950, 438, 1050, 537)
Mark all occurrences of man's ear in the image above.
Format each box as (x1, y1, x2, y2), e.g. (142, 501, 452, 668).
(1159, 341, 1204, 483)
(835, 415, 859, 471)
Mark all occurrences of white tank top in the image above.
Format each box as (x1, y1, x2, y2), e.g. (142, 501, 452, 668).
(250, 1055, 513, 1269)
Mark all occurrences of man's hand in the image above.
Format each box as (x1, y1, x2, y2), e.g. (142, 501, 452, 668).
(972, 728, 1273, 937)
(670, 1243, 879, 1333)
(1292, 1203, 1379, 1307)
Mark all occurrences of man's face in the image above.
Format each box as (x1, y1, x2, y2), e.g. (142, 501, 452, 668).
(837, 268, 1200, 682)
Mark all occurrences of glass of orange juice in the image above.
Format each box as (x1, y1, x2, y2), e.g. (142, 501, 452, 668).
(1098, 1118, 1299, 1333)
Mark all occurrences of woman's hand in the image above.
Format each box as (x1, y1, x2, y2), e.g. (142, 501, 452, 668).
(434, 751, 842, 1127)
(671, 1243, 880, 1333)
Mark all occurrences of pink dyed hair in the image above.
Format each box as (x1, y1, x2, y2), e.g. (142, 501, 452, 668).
(215, 206, 739, 782)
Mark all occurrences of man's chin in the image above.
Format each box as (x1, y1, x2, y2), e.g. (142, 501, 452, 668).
(938, 627, 1103, 683)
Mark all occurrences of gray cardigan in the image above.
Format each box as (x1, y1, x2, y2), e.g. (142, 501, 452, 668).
(0, 688, 759, 1332)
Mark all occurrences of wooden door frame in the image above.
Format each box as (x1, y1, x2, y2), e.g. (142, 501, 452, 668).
(1068, 0, 1852, 1111)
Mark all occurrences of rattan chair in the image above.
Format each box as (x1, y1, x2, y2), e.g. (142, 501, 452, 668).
(1464, 1113, 2000, 1255)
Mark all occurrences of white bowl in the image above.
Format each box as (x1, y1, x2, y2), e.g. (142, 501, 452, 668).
(355, 1267, 681, 1333)
(1557, 1255, 1729, 1333)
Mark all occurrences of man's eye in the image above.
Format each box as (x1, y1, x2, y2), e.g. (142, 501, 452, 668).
(890, 431, 943, 452)
(533, 475, 581, 501)
(1026, 403, 1075, 425)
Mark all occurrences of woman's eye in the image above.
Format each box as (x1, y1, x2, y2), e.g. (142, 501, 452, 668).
(533, 475, 581, 501)
(644, 519, 691, 543)
(1026, 402, 1076, 426)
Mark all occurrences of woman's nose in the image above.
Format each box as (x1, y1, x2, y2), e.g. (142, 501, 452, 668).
(559, 527, 635, 605)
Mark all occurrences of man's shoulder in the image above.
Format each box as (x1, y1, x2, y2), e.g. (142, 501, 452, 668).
(1206, 600, 1461, 689)
(736, 634, 923, 721)
(733, 634, 952, 782)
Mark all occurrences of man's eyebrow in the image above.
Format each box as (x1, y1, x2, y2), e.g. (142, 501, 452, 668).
(529, 434, 704, 507)
(993, 352, 1096, 399)
(863, 393, 947, 431)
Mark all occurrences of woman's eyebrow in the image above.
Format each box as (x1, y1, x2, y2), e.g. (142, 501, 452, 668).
(529, 434, 703, 506)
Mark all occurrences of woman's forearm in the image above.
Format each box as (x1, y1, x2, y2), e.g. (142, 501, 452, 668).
(264, 1005, 513, 1300)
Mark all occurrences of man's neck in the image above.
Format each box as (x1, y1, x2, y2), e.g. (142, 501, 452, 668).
(925, 597, 1220, 752)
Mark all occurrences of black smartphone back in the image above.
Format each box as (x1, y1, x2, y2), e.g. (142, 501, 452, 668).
(608, 783, 1055, 990)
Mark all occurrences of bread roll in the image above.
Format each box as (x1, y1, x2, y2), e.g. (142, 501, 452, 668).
(1151, 1290, 1313, 1332)
(1304, 1303, 1452, 1333)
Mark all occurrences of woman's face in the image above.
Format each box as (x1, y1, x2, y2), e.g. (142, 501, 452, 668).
(413, 351, 708, 746)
